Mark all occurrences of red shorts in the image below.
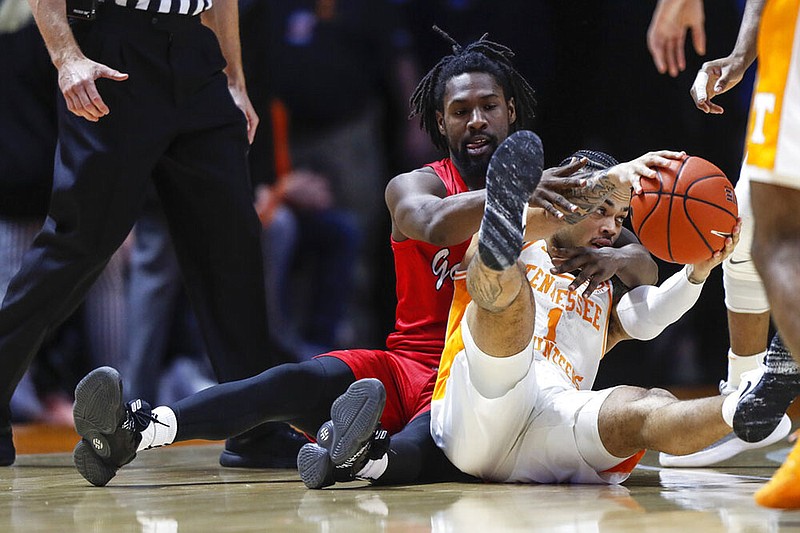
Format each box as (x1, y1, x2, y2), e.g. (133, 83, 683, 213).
(321, 349, 437, 435)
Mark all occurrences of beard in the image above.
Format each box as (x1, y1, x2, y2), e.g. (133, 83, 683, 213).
(449, 135, 498, 181)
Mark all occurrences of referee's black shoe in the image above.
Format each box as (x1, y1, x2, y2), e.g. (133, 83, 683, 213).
(220, 423, 309, 469)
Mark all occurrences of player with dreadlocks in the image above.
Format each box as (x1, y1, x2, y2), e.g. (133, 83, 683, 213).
(68, 29, 657, 490)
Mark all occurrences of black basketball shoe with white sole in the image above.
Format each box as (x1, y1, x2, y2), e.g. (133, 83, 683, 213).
(297, 378, 388, 489)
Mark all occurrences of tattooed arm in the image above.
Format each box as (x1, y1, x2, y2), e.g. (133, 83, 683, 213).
(562, 150, 686, 224)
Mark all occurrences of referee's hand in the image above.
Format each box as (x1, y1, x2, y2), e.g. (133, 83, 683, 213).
(58, 57, 128, 122)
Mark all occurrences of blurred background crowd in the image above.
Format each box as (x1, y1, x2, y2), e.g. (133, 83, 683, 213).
(1, 0, 754, 425)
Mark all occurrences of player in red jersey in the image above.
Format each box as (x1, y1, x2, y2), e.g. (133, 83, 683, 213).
(69, 30, 657, 489)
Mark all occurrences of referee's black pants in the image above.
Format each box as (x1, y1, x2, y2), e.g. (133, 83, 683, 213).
(0, 5, 279, 425)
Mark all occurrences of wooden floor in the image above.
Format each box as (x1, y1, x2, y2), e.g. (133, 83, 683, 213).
(4, 434, 800, 532)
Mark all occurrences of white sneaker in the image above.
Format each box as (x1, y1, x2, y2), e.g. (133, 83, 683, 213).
(659, 414, 791, 467)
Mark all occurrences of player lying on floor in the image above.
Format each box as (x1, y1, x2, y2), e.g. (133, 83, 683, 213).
(298, 135, 775, 487)
(429, 130, 765, 484)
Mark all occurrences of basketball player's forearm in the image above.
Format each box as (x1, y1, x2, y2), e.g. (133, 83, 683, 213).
(732, 0, 766, 69)
(409, 190, 487, 247)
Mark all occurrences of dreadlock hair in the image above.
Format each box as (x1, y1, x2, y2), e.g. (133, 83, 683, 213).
(409, 26, 537, 152)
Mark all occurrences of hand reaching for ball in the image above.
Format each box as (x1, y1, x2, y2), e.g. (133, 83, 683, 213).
(630, 154, 739, 264)
(560, 150, 686, 225)
(686, 218, 742, 283)
(604, 150, 687, 194)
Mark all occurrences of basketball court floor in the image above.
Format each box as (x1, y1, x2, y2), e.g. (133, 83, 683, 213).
(3, 434, 800, 532)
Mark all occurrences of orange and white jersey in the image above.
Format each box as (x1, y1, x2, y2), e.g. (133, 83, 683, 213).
(434, 239, 613, 402)
(744, 0, 800, 189)
(522, 240, 613, 390)
(431, 240, 639, 484)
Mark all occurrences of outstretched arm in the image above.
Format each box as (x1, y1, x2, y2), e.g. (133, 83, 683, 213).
(27, 0, 128, 122)
(387, 160, 589, 247)
(610, 219, 741, 346)
(690, 0, 766, 114)
(386, 168, 486, 247)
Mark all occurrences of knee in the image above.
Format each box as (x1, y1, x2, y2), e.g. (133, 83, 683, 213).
(643, 387, 677, 401)
(600, 386, 677, 453)
(613, 385, 675, 403)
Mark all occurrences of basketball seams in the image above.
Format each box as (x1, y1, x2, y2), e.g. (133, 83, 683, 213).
(632, 192, 662, 235)
(665, 158, 688, 262)
(630, 155, 738, 264)
(681, 197, 716, 256)
(680, 170, 737, 259)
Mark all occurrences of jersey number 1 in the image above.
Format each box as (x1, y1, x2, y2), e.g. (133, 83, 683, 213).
(545, 307, 563, 342)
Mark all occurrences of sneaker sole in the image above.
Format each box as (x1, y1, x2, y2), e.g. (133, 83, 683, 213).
(297, 443, 334, 489)
(659, 414, 792, 467)
(479, 130, 544, 270)
(328, 378, 386, 466)
(73, 439, 117, 487)
(73, 367, 125, 460)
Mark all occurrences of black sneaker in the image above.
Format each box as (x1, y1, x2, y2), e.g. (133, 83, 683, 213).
(733, 334, 800, 443)
(479, 130, 544, 270)
(297, 378, 388, 489)
(72, 367, 153, 486)
(219, 423, 309, 469)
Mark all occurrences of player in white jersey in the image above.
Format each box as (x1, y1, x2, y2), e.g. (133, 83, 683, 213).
(687, 0, 800, 508)
(429, 130, 778, 485)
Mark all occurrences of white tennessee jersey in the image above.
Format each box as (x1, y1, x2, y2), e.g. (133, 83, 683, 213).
(520, 240, 614, 390)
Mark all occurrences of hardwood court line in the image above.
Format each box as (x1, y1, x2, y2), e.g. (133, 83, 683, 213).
(635, 463, 773, 482)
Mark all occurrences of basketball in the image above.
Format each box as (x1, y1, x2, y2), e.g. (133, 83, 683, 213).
(630, 155, 738, 264)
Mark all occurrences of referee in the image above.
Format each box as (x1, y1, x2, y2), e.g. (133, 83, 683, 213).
(1, 0, 300, 467)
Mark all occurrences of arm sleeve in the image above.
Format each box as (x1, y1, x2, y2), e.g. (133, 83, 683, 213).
(616, 265, 705, 340)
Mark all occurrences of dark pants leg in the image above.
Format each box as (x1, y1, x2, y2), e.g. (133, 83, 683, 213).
(0, 76, 161, 424)
(375, 411, 470, 485)
(171, 356, 355, 441)
(124, 192, 183, 403)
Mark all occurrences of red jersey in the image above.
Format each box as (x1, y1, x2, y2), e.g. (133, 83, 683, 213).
(385, 158, 471, 368)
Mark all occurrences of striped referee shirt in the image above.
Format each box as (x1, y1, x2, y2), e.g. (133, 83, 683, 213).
(107, 0, 212, 15)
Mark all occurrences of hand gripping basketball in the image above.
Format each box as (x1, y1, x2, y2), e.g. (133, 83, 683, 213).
(631, 154, 738, 264)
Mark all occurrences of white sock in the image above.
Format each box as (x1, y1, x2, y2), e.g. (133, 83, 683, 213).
(727, 349, 766, 388)
(355, 453, 388, 481)
(137, 406, 178, 452)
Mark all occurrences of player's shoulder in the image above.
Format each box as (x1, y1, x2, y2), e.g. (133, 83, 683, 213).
(393, 165, 439, 181)
(387, 165, 446, 197)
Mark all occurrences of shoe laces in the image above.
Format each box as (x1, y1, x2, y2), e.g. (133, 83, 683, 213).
(335, 427, 390, 474)
(122, 399, 163, 433)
